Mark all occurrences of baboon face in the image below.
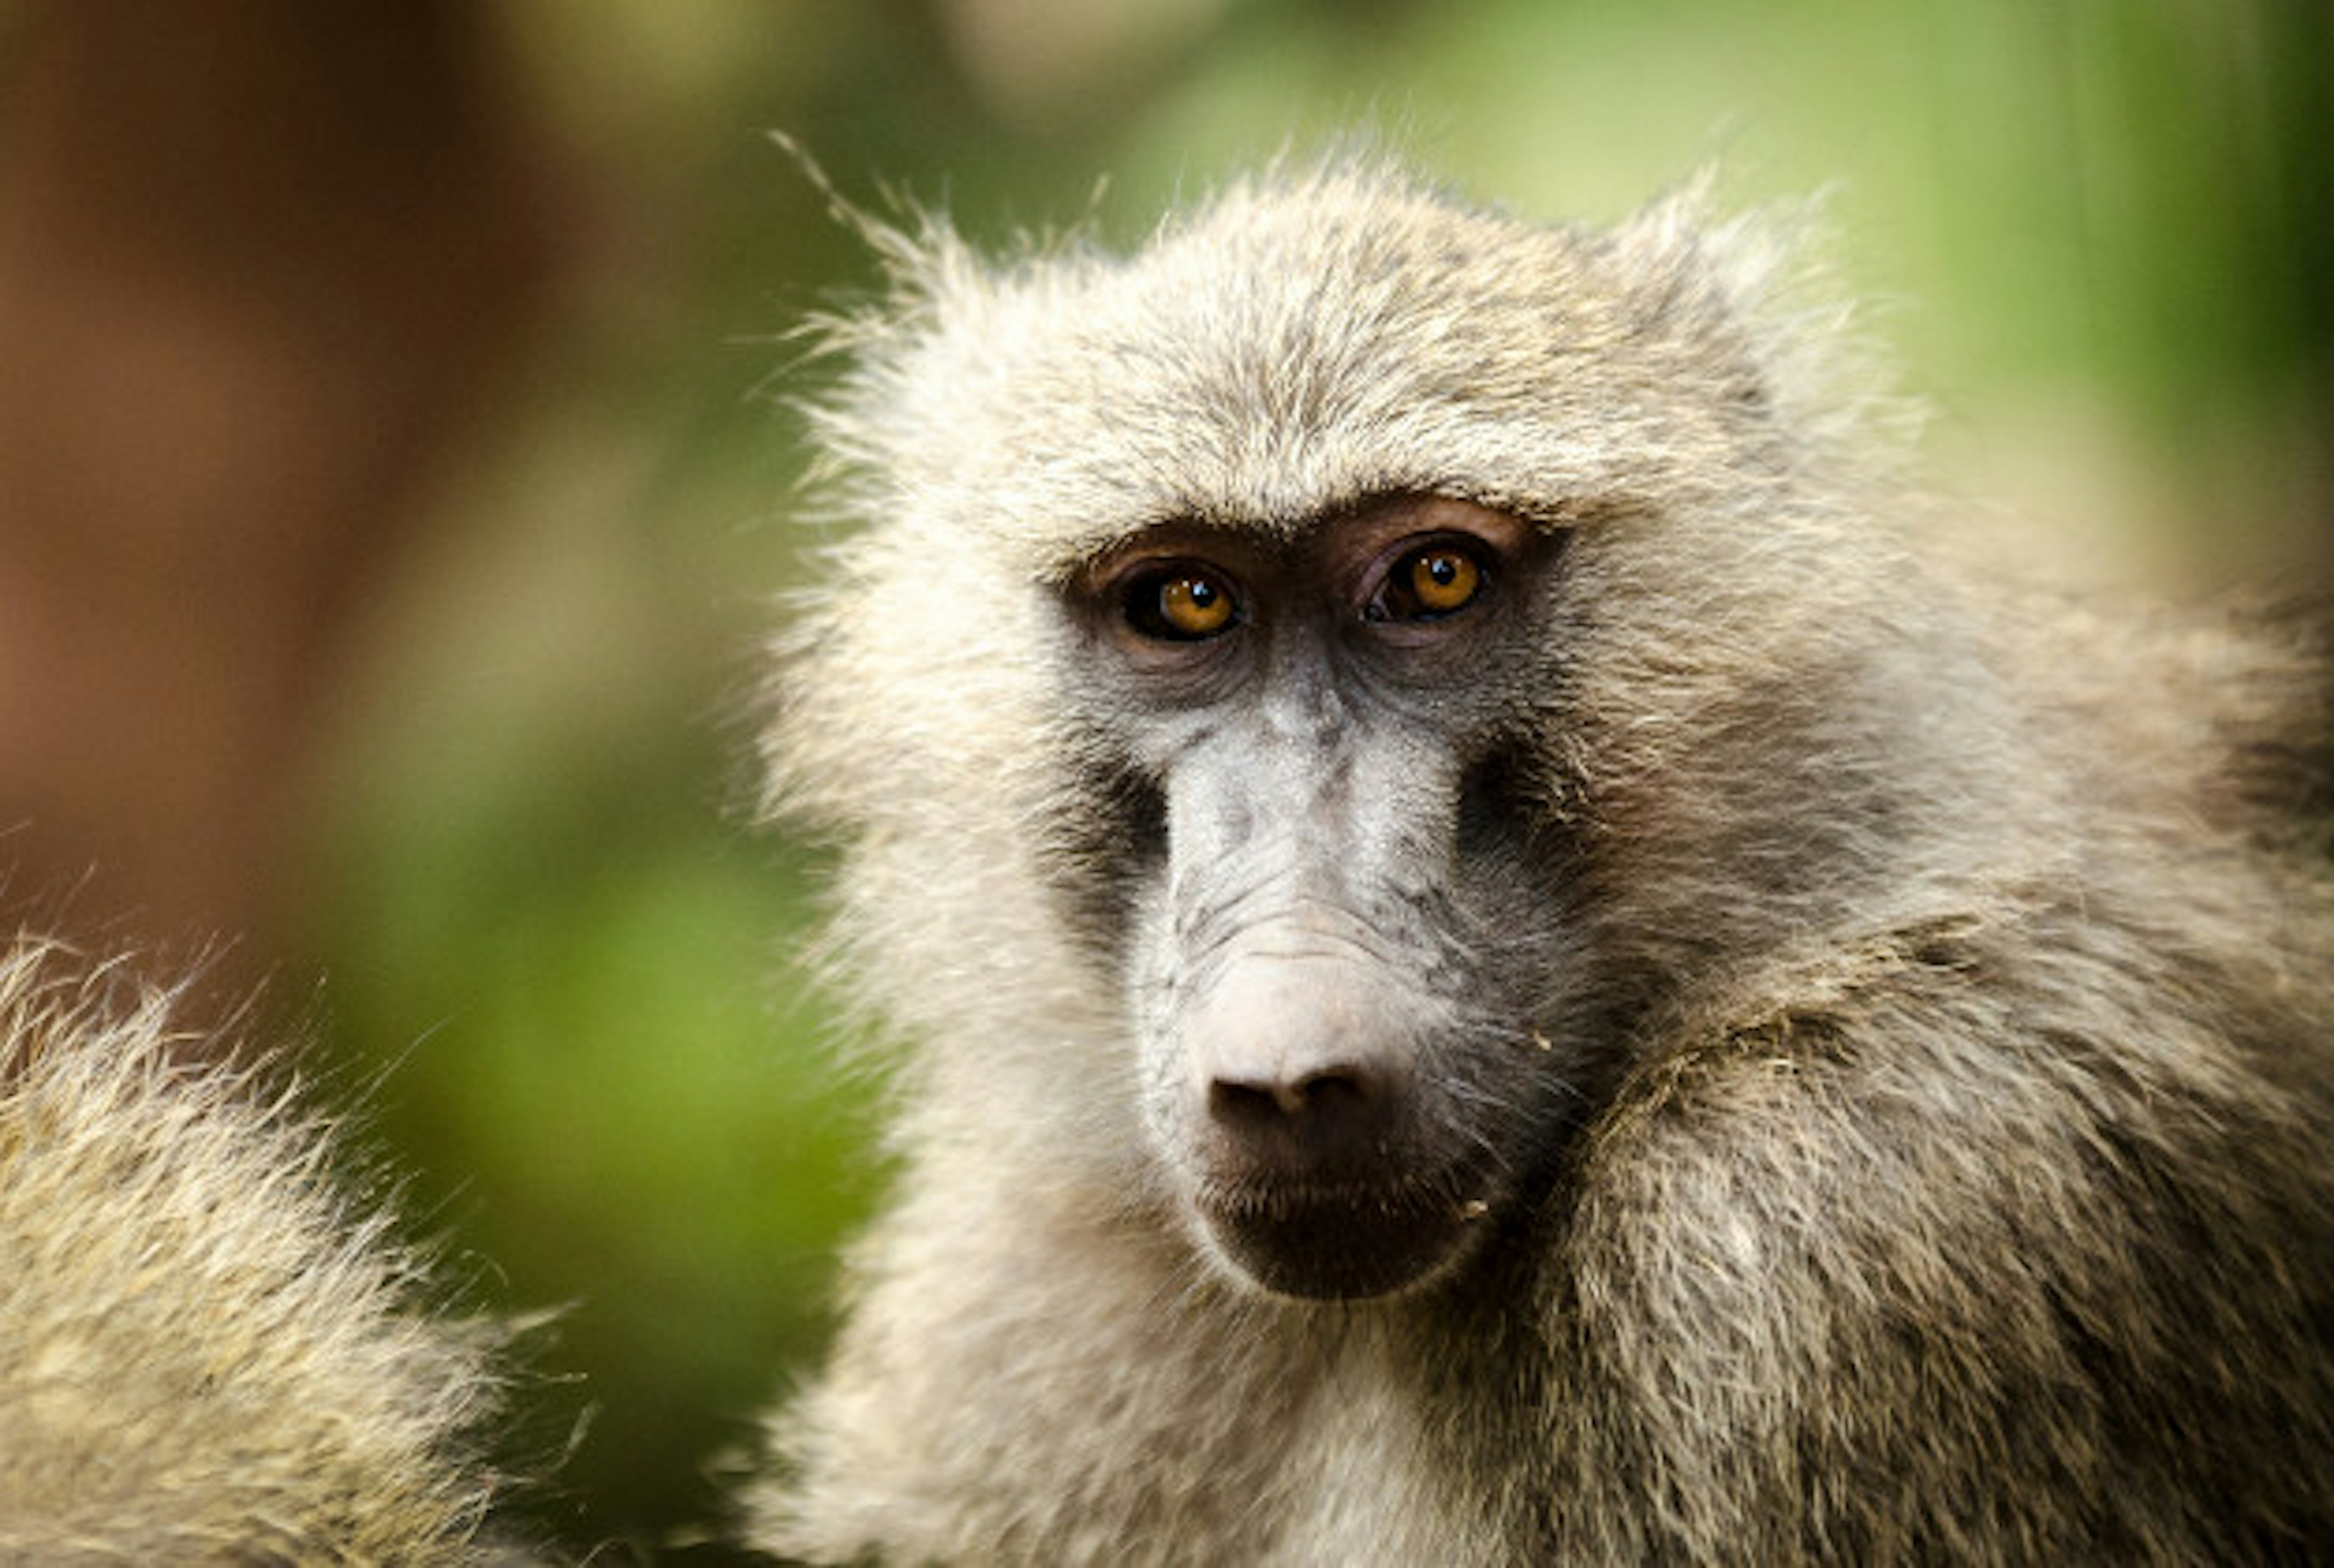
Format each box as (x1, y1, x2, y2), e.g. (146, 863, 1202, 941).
(1053, 492, 1580, 1299)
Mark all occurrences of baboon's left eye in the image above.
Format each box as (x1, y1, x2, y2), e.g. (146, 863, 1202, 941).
(1122, 562, 1241, 641)
(1369, 541, 1487, 622)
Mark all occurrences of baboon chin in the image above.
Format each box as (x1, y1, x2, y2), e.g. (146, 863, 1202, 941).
(745, 156, 2334, 1564)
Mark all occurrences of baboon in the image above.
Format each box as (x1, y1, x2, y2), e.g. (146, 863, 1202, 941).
(743, 157, 2334, 1564)
(0, 937, 532, 1563)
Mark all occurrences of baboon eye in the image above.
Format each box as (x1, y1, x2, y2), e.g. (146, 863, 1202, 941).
(1369, 540, 1487, 622)
(1123, 563, 1241, 641)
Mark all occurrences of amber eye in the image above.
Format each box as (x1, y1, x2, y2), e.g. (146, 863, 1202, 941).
(1371, 540, 1488, 622)
(1123, 563, 1239, 641)
(1409, 548, 1480, 613)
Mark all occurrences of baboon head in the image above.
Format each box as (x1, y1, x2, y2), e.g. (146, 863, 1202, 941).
(773, 159, 1974, 1303)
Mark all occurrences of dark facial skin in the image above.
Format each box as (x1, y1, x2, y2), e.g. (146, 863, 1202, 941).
(1058, 495, 1577, 1300)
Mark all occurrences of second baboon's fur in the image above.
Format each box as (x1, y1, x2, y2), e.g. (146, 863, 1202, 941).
(745, 158, 2334, 1563)
(0, 938, 529, 1563)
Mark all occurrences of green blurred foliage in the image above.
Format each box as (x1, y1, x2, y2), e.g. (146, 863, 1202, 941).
(294, 0, 2328, 1556)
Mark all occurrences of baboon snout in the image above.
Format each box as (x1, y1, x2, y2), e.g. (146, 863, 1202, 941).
(1182, 949, 1414, 1177)
(1184, 1020, 1479, 1300)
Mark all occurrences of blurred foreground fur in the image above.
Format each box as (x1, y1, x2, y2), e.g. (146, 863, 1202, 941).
(746, 156, 2334, 1562)
(0, 937, 530, 1563)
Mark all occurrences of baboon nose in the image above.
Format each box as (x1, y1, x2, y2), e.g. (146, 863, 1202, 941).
(1206, 1059, 1400, 1170)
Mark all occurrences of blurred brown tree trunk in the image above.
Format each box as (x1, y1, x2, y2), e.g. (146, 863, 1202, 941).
(0, 0, 565, 999)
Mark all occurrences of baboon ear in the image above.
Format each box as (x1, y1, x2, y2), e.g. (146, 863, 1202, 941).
(1613, 176, 1903, 456)
(1605, 173, 1786, 418)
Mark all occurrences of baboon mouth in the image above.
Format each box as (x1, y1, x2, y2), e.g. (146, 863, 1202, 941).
(1196, 1173, 1493, 1301)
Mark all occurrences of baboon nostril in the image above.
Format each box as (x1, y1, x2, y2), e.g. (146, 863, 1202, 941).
(1207, 1063, 1393, 1166)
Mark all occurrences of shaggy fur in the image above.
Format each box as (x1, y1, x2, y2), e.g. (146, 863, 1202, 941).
(0, 938, 529, 1563)
(746, 159, 2334, 1563)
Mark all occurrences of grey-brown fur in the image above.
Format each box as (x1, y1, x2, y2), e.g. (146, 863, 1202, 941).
(747, 158, 2334, 1563)
(0, 938, 531, 1563)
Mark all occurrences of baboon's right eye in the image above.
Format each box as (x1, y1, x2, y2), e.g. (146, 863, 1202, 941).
(1121, 563, 1241, 642)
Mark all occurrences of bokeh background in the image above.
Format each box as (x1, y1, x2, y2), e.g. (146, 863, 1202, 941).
(1, 0, 2325, 1558)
